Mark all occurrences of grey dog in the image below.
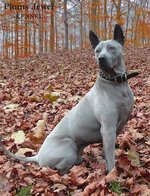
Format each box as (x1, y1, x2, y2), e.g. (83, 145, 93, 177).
(0, 24, 138, 175)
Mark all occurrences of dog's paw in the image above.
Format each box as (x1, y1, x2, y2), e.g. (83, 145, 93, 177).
(58, 168, 69, 176)
(75, 156, 84, 165)
(105, 167, 118, 183)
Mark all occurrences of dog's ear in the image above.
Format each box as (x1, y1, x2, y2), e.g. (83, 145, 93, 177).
(89, 30, 100, 49)
(113, 24, 125, 46)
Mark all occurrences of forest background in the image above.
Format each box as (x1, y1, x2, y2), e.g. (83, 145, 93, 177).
(0, 0, 150, 59)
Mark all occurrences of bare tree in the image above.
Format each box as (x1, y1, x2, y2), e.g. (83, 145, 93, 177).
(64, 0, 68, 49)
(50, 0, 55, 52)
(80, 0, 83, 48)
(90, 0, 98, 33)
(104, 0, 107, 39)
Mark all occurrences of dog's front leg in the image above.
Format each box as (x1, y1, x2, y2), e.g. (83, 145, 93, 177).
(100, 125, 116, 174)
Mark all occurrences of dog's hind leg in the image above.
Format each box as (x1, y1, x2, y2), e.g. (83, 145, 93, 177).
(54, 142, 78, 175)
(75, 145, 86, 165)
(40, 137, 78, 175)
(56, 155, 77, 175)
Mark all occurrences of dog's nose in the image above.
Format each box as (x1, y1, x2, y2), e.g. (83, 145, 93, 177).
(99, 57, 106, 64)
(99, 57, 106, 63)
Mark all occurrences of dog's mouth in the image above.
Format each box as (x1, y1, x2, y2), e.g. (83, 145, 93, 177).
(99, 62, 115, 77)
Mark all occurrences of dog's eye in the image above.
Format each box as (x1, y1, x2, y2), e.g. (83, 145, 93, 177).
(95, 49, 101, 53)
(108, 46, 115, 50)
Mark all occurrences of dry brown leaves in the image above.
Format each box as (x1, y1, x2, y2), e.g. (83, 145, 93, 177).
(0, 47, 150, 195)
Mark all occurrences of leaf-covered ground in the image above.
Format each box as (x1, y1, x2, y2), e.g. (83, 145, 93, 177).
(0, 47, 150, 195)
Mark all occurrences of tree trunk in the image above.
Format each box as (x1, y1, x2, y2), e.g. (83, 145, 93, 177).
(64, 0, 68, 49)
(125, 0, 131, 38)
(38, 0, 43, 54)
(80, 0, 83, 48)
(33, 24, 36, 54)
(24, 0, 28, 55)
(116, 0, 121, 24)
(15, 16, 19, 59)
(91, 0, 98, 33)
(104, 0, 107, 40)
(55, 12, 58, 50)
(50, 0, 55, 52)
(108, 3, 114, 39)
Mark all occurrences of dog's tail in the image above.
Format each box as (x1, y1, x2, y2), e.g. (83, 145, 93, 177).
(0, 136, 37, 163)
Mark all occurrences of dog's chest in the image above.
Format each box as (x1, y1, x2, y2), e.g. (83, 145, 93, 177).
(108, 84, 134, 133)
(94, 80, 134, 123)
(119, 85, 134, 112)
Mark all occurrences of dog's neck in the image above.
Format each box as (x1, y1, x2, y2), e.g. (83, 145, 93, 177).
(99, 58, 127, 83)
(99, 71, 127, 84)
(99, 70, 139, 84)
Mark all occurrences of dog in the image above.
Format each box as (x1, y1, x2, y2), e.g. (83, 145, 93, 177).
(0, 24, 137, 175)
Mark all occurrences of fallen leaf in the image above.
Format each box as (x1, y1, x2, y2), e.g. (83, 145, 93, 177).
(52, 183, 67, 192)
(45, 84, 53, 92)
(126, 177, 134, 187)
(48, 72, 59, 79)
(119, 133, 135, 150)
(117, 156, 131, 171)
(28, 96, 40, 102)
(127, 150, 140, 166)
(0, 80, 6, 86)
(82, 176, 105, 195)
(28, 120, 46, 144)
(49, 174, 62, 184)
(146, 78, 150, 86)
(15, 148, 34, 155)
(11, 130, 25, 144)
(69, 165, 89, 186)
(0, 156, 5, 164)
(58, 63, 65, 67)
(131, 184, 141, 194)
(140, 185, 150, 196)
(23, 176, 34, 184)
(40, 167, 57, 176)
(145, 136, 150, 146)
(43, 93, 59, 103)
(3, 103, 19, 113)
(82, 181, 97, 195)
(0, 174, 8, 189)
(131, 130, 144, 141)
(67, 95, 82, 102)
(105, 167, 118, 183)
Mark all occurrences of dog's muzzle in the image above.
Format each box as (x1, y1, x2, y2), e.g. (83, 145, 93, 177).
(99, 57, 114, 75)
(99, 57, 107, 64)
(99, 57, 107, 69)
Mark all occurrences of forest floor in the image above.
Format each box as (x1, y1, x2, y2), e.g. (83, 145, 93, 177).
(0, 47, 150, 195)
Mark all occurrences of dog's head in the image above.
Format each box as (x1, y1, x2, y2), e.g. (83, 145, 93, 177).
(89, 24, 126, 76)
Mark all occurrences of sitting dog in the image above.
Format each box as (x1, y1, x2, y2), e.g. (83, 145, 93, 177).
(0, 24, 138, 175)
